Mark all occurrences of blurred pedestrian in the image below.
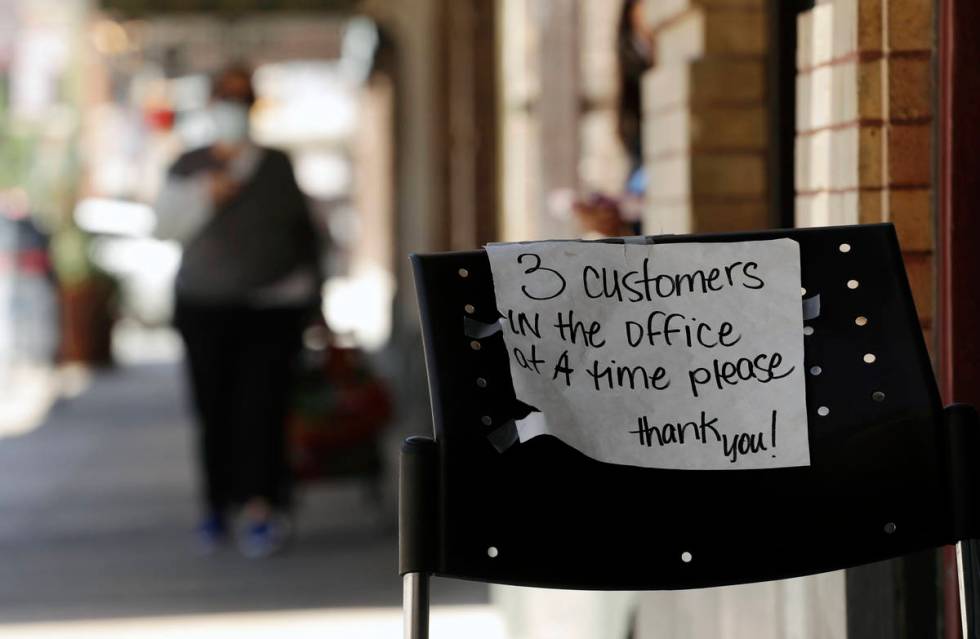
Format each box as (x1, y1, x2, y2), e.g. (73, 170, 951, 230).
(617, 0, 653, 176)
(574, 0, 653, 239)
(154, 65, 322, 557)
(617, 0, 654, 234)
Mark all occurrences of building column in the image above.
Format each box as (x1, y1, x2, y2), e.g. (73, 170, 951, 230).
(642, 0, 770, 234)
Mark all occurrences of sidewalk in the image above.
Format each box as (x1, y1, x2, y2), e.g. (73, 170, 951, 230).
(0, 362, 489, 630)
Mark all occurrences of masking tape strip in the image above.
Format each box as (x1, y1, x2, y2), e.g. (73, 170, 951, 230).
(464, 316, 503, 339)
(514, 411, 548, 442)
(802, 294, 821, 321)
(487, 419, 520, 453)
(621, 235, 654, 245)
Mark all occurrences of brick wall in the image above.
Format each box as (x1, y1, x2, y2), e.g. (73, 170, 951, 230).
(642, 0, 769, 234)
(796, 0, 935, 347)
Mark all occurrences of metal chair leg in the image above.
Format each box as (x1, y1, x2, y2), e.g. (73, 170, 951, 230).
(957, 539, 980, 639)
(404, 572, 430, 639)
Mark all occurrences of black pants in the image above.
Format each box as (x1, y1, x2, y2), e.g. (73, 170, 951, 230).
(175, 299, 306, 514)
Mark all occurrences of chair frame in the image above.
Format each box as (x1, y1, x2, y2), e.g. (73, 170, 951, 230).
(401, 224, 980, 639)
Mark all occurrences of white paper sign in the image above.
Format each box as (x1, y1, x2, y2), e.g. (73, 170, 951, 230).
(486, 239, 810, 470)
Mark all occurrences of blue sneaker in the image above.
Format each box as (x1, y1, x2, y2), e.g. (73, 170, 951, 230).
(236, 517, 290, 559)
(195, 514, 227, 555)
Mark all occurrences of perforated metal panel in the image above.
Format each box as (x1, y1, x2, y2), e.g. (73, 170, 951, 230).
(404, 224, 978, 590)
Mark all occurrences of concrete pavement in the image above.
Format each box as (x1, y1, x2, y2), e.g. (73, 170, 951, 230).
(0, 362, 486, 624)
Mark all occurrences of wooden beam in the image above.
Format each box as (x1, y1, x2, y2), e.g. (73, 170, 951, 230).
(939, 0, 980, 636)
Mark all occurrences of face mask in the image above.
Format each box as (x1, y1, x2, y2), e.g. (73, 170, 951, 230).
(208, 100, 250, 144)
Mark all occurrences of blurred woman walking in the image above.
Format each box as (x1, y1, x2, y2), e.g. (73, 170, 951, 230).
(155, 65, 322, 557)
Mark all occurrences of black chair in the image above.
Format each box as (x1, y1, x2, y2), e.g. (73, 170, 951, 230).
(401, 223, 980, 639)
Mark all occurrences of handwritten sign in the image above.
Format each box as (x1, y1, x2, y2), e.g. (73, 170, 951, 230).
(486, 239, 810, 470)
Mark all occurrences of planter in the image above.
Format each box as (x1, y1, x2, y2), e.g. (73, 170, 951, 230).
(58, 277, 115, 366)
